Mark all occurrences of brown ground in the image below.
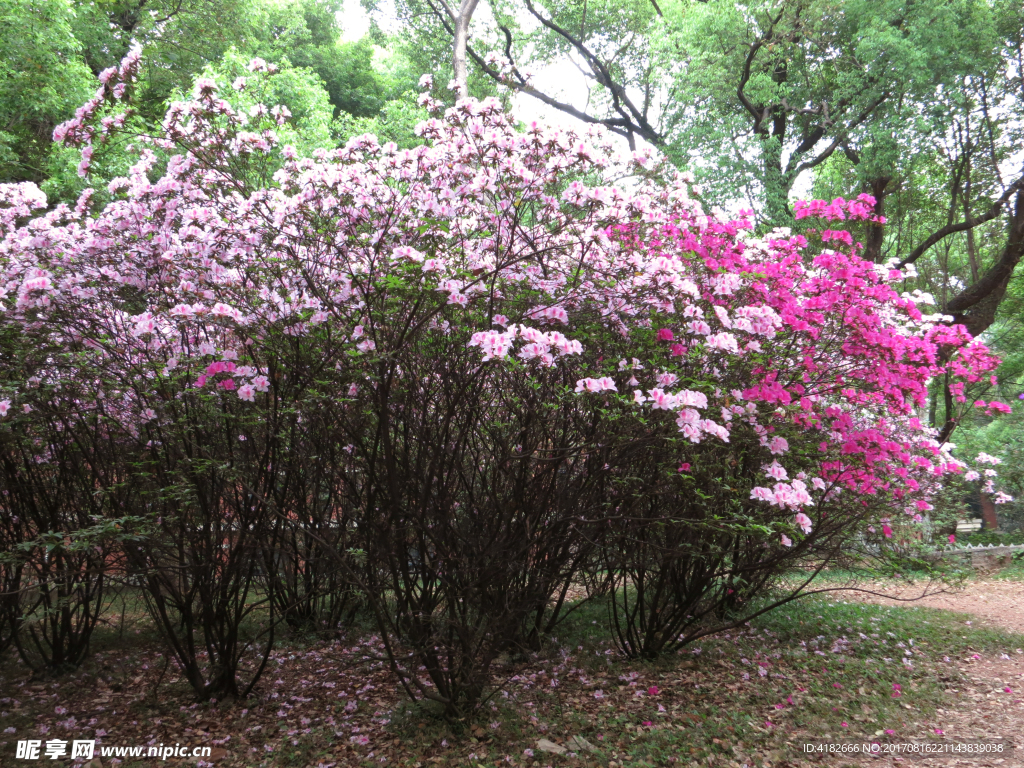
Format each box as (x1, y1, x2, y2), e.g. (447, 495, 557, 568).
(826, 578, 1024, 767)
(845, 580, 1024, 636)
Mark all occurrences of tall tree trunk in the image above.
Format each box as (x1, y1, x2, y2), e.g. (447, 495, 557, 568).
(863, 177, 890, 263)
(761, 135, 789, 228)
(963, 155, 981, 282)
(452, 0, 481, 98)
(945, 188, 1024, 338)
(935, 189, 1024, 444)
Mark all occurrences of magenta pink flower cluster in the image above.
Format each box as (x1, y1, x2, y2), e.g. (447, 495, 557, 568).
(0, 54, 1011, 546)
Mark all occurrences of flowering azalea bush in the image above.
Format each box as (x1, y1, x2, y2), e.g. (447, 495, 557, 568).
(0, 55, 1011, 712)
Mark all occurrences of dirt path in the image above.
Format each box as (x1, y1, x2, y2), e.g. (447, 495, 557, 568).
(825, 579, 1024, 767)
(845, 579, 1024, 636)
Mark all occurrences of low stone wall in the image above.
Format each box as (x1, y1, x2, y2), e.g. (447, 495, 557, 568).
(928, 543, 1024, 572)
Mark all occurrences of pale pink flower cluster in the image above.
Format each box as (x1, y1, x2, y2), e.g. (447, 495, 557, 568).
(749, 482, 814, 513)
(575, 377, 617, 393)
(467, 325, 583, 365)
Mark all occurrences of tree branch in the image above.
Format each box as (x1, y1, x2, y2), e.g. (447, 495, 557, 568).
(792, 125, 825, 156)
(788, 92, 887, 178)
(945, 188, 1024, 320)
(736, 8, 785, 128)
(897, 174, 1024, 268)
(841, 141, 860, 165)
(935, 190, 1024, 443)
(736, 38, 767, 125)
(422, 0, 642, 145)
(521, 0, 663, 147)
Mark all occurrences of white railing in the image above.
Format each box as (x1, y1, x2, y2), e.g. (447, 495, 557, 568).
(929, 542, 1024, 558)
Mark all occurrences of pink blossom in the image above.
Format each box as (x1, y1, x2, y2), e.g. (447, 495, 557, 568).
(705, 332, 739, 353)
(193, 77, 217, 96)
(393, 246, 425, 263)
(656, 328, 674, 341)
(649, 389, 676, 410)
(575, 377, 617, 394)
(687, 319, 712, 335)
(676, 390, 708, 408)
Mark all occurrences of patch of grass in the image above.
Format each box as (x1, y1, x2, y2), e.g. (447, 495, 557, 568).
(3, 579, 1023, 768)
(408, 590, 1024, 768)
(991, 558, 1024, 581)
